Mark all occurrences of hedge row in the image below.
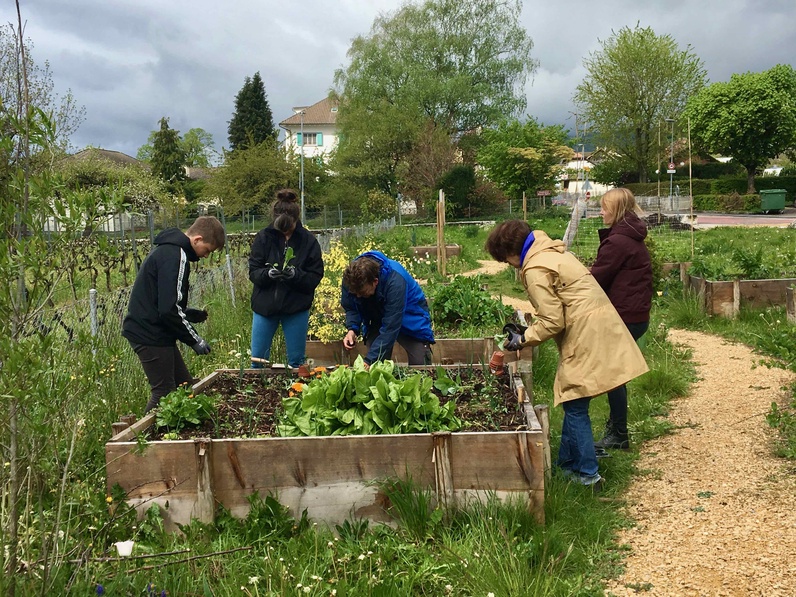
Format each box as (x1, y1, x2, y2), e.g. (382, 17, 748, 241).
(692, 194, 760, 213)
(625, 176, 796, 200)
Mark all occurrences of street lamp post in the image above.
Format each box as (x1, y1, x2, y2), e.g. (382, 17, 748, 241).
(665, 118, 675, 201)
(298, 109, 306, 223)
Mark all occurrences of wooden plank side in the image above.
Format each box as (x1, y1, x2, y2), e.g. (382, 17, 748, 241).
(787, 287, 795, 324)
(305, 338, 502, 366)
(739, 278, 796, 309)
(106, 441, 201, 530)
(106, 441, 199, 498)
(210, 434, 436, 516)
(449, 432, 544, 491)
(706, 280, 734, 317)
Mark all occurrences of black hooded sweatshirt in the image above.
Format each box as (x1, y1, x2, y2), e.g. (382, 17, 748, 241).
(248, 222, 324, 317)
(122, 228, 203, 347)
(591, 212, 653, 324)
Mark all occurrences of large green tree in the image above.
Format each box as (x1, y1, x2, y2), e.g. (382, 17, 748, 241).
(573, 25, 706, 183)
(201, 139, 291, 215)
(686, 64, 796, 193)
(332, 0, 536, 195)
(150, 117, 186, 186)
(137, 127, 217, 167)
(227, 72, 275, 151)
(477, 118, 573, 200)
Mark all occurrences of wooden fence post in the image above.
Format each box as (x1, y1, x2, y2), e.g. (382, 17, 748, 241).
(436, 190, 447, 277)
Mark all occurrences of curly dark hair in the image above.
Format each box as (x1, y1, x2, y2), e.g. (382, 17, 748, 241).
(484, 219, 531, 263)
(343, 257, 380, 295)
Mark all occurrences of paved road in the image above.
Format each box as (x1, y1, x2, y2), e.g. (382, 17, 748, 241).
(694, 211, 795, 228)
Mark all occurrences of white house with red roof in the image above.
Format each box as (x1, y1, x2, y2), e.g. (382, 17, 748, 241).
(279, 97, 339, 160)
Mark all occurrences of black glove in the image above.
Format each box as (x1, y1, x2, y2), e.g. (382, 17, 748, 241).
(267, 267, 283, 280)
(281, 265, 296, 280)
(504, 330, 524, 352)
(503, 322, 528, 336)
(191, 339, 211, 355)
(185, 308, 208, 323)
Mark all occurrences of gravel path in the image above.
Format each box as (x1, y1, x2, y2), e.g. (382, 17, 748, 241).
(606, 328, 796, 597)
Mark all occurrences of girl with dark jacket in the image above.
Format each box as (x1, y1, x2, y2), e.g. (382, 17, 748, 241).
(249, 189, 324, 367)
(591, 188, 653, 451)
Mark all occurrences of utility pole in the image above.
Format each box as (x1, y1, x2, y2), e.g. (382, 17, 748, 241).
(294, 108, 306, 222)
(665, 118, 675, 203)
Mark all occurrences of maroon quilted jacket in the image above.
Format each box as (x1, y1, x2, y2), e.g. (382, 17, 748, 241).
(590, 212, 653, 324)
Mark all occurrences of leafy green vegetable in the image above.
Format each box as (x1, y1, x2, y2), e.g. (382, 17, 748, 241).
(156, 385, 217, 434)
(283, 246, 295, 269)
(433, 366, 461, 397)
(277, 356, 461, 437)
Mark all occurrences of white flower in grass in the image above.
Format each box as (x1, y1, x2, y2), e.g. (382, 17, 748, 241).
(488, 593, 495, 597)
(248, 576, 259, 585)
(303, 587, 311, 594)
(444, 585, 453, 594)
(358, 553, 366, 561)
(327, 541, 334, 547)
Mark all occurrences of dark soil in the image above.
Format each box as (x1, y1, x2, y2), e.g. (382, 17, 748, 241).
(151, 368, 528, 441)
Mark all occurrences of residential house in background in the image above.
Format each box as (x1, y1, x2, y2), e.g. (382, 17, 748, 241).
(557, 148, 614, 199)
(279, 97, 339, 160)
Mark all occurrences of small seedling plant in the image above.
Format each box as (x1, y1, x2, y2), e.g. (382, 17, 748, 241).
(156, 385, 217, 437)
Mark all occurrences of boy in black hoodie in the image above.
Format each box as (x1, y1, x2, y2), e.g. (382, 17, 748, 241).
(123, 215, 226, 413)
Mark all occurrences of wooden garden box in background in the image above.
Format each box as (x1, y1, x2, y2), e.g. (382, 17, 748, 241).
(106, 359, 547, 532)
(411, 244, 461, 258)
(305, 337, 518, 367)
(683, 267, 796, 318)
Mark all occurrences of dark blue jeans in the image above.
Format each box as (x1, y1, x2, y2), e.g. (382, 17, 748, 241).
(558, 396, 599, 478)
(251, 310, 310, 368)
(606, 321, 649, 435)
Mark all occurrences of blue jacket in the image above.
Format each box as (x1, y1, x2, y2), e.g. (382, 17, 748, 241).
(341, 251, 434, 364)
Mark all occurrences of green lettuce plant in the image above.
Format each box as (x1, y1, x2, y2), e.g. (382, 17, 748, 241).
(277, 356, 461, 436)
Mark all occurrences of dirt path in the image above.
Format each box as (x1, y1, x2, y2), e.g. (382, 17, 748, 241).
(606, 329, 796, 597)
(461, 259, 509, 277)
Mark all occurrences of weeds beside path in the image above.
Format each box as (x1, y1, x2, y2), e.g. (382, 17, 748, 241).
(607, 329, 796, 597)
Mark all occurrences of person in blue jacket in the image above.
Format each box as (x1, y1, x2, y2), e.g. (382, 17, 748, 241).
(341, 251, 434, 366)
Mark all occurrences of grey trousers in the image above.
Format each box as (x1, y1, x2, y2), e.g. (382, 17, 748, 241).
(130, 342, 194, 413)
(365, 330, 432, 365)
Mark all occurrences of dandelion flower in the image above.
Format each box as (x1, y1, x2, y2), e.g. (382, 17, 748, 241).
(105, 496, 113, 504)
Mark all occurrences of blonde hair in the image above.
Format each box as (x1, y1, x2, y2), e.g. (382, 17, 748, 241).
(600, 188, 643, 227)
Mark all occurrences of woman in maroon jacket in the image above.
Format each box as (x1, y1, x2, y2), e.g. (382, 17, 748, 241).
(591, 188, 653, 451)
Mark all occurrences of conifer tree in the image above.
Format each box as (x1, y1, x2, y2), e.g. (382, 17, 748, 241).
(150, 117, 186, 185)
(227, 71, 275, 150)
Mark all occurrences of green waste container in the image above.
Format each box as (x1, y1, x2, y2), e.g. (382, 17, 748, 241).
(759, 189, 787, 213)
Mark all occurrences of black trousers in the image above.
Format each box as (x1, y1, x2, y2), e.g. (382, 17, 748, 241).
(365, 330, 432, 366)
(606, 321, 649, 435)
(129, 342, 194, 413)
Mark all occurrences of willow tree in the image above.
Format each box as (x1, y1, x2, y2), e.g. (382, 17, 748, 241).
(574, 24, 706, 182)
(332, 0, 537, 200)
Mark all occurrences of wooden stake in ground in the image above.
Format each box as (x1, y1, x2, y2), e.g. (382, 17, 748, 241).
(437, 189, 447, 277)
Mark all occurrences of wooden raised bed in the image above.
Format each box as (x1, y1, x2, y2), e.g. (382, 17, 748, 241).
(411, 244, 461, 258)
(305, 337, 519, 367)
(787, 286, 795, 324)
(684, 271, 796, 318)
(106, 361, 547, 532)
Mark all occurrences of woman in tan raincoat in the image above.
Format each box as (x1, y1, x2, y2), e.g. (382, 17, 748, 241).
(486, 220, 648, 486)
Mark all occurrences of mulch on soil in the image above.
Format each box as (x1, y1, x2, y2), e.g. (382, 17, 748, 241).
(151, 367, 526, 441)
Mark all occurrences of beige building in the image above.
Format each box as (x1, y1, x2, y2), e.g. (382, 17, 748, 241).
(279, 97, 339, 160)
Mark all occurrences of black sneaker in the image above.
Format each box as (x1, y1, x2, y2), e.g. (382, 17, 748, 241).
(594, 447, 612, 459)
(594, 431, 630, 450)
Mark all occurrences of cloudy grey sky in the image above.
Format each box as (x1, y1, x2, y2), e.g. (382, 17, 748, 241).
(4, 0, 795, 159)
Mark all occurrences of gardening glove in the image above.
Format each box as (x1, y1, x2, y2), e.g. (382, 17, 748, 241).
(191, 338, 211, 355)
(281, 265, 296, 280)
(185, 308, 208, 323)
(502, 322, 528, 337)
(267, 267, 283, 280)
(504, 330, 525, 352)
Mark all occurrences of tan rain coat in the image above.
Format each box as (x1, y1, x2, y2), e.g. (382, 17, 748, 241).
(518, 231, 649, 406)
